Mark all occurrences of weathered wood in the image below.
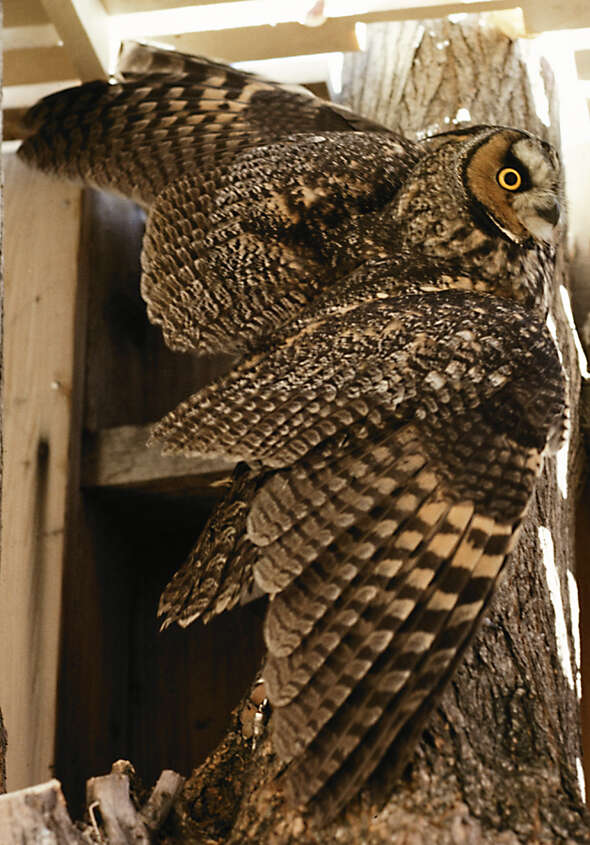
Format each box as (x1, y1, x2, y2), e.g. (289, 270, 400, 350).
(86, 761, 183, 844)
(0, 154, 84, 793)
(0, 780, 85, 844)
(0, 764, 184, 844)
(138, 767, 185, 831)
(82, 423, 235, 491)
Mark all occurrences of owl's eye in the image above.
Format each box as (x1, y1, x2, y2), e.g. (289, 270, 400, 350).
(497, 167, 522, 191)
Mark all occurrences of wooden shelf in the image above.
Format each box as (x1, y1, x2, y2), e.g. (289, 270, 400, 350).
(82, 423, 236, 492)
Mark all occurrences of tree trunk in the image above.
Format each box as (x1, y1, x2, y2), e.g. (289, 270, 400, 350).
(1, 14, 589, 844)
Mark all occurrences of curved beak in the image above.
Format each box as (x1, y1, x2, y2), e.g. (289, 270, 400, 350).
(535, 198, 560, 227)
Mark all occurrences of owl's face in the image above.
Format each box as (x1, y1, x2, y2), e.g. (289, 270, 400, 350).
(460, 127, 561, 246)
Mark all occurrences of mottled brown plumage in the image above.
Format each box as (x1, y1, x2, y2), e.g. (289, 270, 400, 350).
(19, 42, 566, 821)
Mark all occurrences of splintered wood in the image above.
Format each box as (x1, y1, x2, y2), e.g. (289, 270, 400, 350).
(0, 763, 184, 844)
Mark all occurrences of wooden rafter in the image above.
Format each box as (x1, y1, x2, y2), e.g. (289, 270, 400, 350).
(38, 0, 112, 80)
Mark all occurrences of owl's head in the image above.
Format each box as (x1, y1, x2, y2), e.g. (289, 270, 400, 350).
(456, 127, 561, 246)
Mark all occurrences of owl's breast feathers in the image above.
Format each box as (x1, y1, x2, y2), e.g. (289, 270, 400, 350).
(155, 278, 566, 818)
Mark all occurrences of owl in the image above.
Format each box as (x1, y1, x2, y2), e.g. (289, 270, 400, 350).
(19, 42, 566, 820)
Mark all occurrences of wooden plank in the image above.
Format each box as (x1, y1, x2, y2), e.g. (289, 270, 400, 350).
(3, 24, 61, 50)
(4, 0, 49, 27)
(39, 0, 111, 80)
(152, 20, 359, 64)
(576, 50, 590, 80)
(114, 1, 516, 48)
(0, 153, 84, 792)
(522, 0, 590, 32)
(114, 2, 518, 67)
(4, 46, 78, 87)
(82, 424, 235, 491)
(103, 0, 236, 10)
(3, 80, 82, 111)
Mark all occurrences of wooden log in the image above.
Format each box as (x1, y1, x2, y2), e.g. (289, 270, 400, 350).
(0, 780, 85, 844)
(0, 763, 184, 844)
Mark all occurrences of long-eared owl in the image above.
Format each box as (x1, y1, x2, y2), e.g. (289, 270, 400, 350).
(19, 41, 566, 819)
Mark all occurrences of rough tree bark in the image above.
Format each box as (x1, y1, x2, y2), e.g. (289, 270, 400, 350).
(1, 14, 589, 844)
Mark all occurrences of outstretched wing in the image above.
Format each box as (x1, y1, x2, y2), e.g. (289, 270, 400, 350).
(18, 42, 419, 353)
(153, 277, 565, 817)
(18, 40, 392, 207)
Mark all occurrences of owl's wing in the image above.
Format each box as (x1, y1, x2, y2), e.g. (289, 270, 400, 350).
(158, 462, 262, 628)
(17, 41, 391, 206)
(153, 278, 565, 817)
(139, 134, 418, 353)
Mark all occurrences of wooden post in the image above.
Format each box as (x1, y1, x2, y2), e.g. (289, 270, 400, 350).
(0, 154, 85, 792)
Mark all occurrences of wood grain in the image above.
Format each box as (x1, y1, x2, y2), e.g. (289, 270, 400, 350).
(0, 154, 83, 791)
(82, 423, 235, 492)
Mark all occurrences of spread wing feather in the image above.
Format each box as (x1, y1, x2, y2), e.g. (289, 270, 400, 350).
(18, 41, 391, 207)
(158, 463, 262, 628)
(154, 284, 564, 816)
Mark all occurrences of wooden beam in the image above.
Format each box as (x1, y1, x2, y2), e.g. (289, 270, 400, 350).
(3, 24, 61, 50)
(103, 0, 236, 11)
(576, 49, 590, 79)
(0, 154, 84, 792)
(4, 0, 49, 28)
(522, 0, 590, 32)
(113, 0, 516, 46)
(82, 424, 235, 492)
(4, 46, 78, 87)
(156, 19, 359, 64)
(38, 0, 112, 80)
(3, 80, 82, 110)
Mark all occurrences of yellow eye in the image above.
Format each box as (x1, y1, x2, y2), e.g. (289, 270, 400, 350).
(497, 167, 522, 191)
